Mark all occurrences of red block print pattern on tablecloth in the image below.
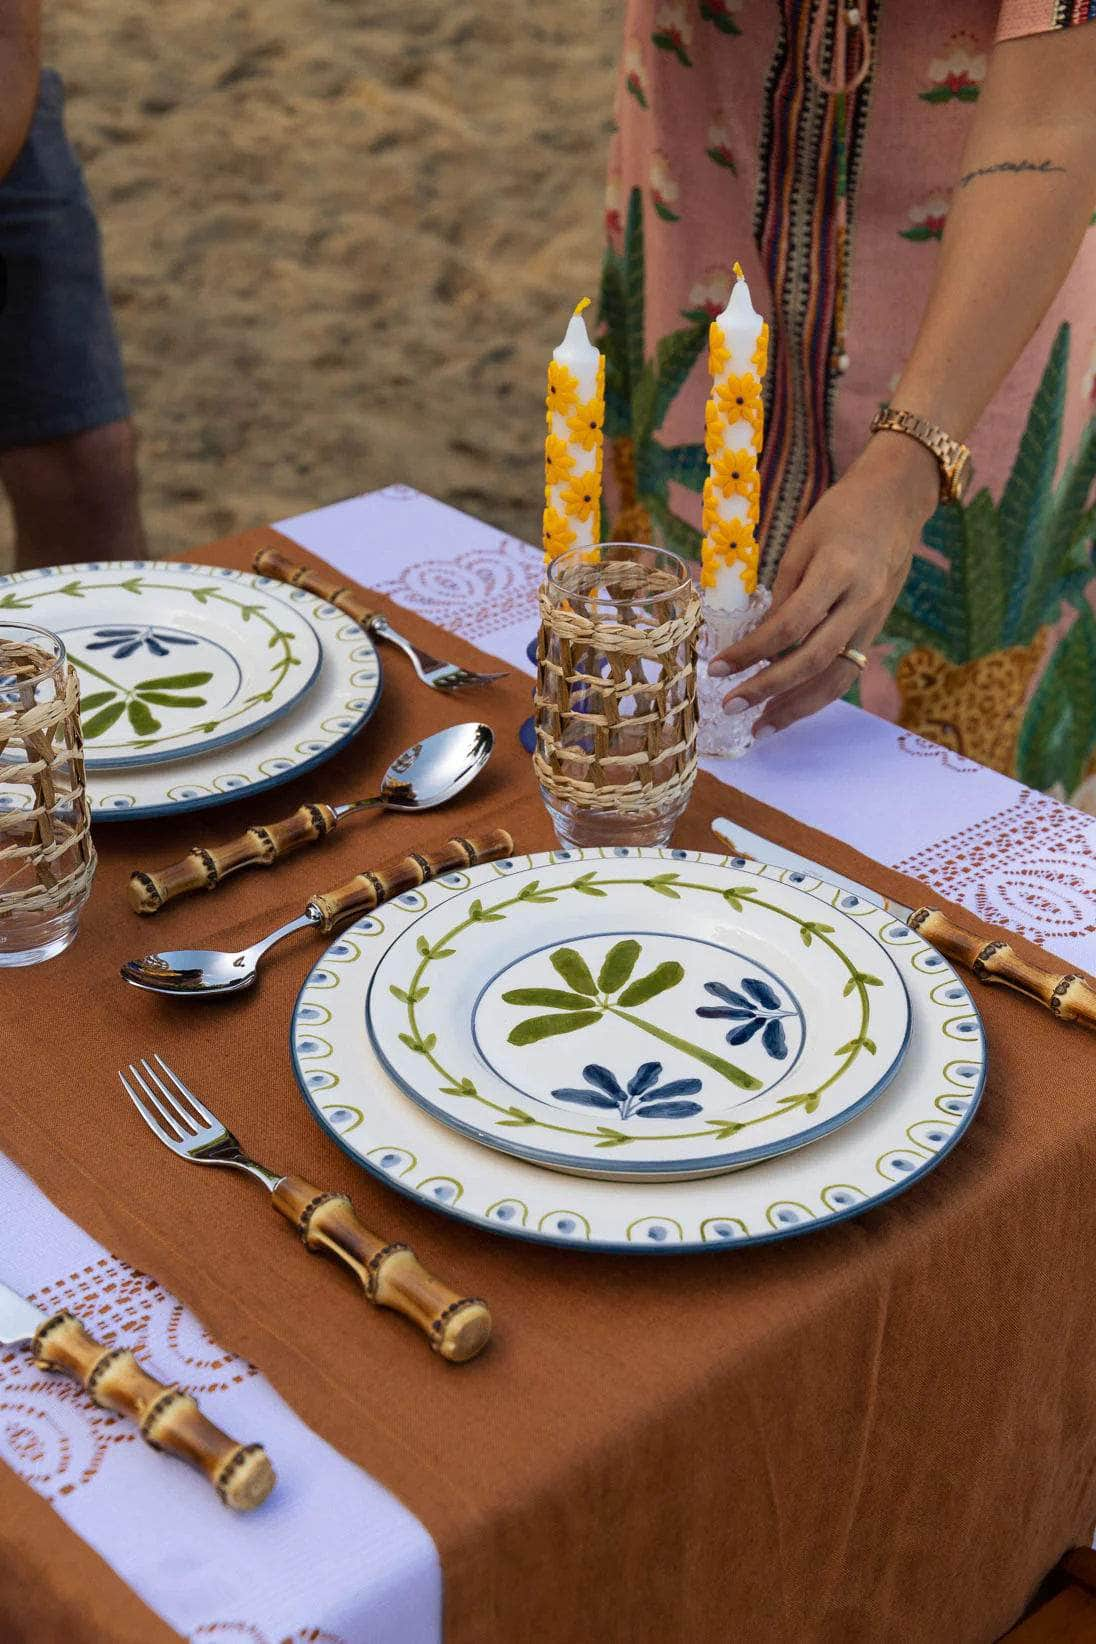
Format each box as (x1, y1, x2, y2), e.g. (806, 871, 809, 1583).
(895, 731, 981, 774)
(894, 788, 1096, 946)
(0, 1254, 258, 1501)
(371, 536, 542, 639)
(192, 1627, 348, 1643)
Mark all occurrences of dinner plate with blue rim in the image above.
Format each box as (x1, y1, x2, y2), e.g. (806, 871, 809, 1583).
(0, 561, 383, 820)
(291, 849, 984, 1247)
(360, 851, 912, 1182)
(0, 561, 324, 770)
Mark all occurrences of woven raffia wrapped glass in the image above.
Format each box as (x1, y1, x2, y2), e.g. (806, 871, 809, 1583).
(0, 625, 96, 966)
(534, 544, 700, 848)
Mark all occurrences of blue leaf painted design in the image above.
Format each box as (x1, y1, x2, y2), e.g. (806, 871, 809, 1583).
(551, 1061, 703, 1121)
(696, 976, 794, 1061)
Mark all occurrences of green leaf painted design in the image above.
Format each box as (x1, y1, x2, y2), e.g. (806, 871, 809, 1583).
(597, 939, 641, 992)
(82, 700, 127, 739)
(389, 984, 428, 1005)
(899, 224, 940, 242)
(507, 1010, 603, 1046)
(127, 699, 161, 736)
(134, 691, 206, 708)
(918, 85, 952, 103)
(134, 670, 214, 690)
(78, 690, 116, 711)
(617, 961, 684, 1007)
(501, 988, 600, 1011)
(550, 948, 598, 995)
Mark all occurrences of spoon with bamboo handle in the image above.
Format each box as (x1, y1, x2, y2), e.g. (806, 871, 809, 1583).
(120, 829, 514, 997)
(128, 722, 494, 914)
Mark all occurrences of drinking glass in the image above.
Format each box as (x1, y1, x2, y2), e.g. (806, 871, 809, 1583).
(0, 623, 96, 965)
(533, 543, 701, 848)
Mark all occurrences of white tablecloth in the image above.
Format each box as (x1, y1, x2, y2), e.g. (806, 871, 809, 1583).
(3, 485, 1093, 1643)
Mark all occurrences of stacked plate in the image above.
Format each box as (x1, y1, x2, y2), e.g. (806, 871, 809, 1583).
(0, 560, 382, 820)
(290, 846, 987, 1253)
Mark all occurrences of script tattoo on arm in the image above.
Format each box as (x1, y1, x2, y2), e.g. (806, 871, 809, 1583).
(958, 158, 1066, 189)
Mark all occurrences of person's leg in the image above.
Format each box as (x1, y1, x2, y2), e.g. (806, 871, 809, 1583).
(0, 419, 146, 569)
(0, 69, 145, 569)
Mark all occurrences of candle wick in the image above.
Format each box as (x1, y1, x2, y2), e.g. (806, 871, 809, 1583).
(572, 297, 592, 317)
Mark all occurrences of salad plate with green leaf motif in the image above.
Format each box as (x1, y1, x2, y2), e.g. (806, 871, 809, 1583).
(0, 561, 382, 820)
(291, 848, 985, 1249)
(363, 851, 912, 1181)
(0, 561, 322, 769)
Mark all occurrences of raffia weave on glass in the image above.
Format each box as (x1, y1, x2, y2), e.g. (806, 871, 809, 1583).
(0, 644, 96, 915)
(533, 566, 701, 815)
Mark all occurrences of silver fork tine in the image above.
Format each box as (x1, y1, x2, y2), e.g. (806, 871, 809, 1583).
(119, 1068, 185, 1144)
(127, 1061, 190, 1139)
(138, 1057, 202, 1136)
(152, 1053, 220, 1129)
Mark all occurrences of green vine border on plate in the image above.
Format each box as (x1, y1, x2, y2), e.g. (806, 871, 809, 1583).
(0, 575, 304, 751)
(391, 871, 884, 1151)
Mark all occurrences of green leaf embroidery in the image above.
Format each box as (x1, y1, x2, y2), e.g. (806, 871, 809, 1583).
(597, 939, 641, 993)
(82, 700, 127, 739)
(617, 961, 684, 1007)
(549, 948, 598, 995)
(507, 1010, 603, 1046)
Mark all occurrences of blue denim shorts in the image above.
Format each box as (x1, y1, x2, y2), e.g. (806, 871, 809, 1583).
(0, 69, 130, 449)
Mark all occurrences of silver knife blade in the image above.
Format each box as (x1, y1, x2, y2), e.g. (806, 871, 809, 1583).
(0, 1278, 49, 1347)
(710, 817, 914, 921)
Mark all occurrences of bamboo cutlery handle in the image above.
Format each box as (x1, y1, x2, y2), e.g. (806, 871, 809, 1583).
(272, 1176, 492, 1362)
(908, 908, 1096, 1031)
(33, 1310, 275, 1510)
(254, 544, 378, 628)
(129, 802, 340, 913)
(307, 829, 513, 933)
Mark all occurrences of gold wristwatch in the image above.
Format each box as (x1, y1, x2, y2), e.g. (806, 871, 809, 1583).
(869, 406, 973, 505)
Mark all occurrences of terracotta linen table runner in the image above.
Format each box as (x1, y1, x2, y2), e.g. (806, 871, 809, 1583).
(2, 527, 1095, 1644)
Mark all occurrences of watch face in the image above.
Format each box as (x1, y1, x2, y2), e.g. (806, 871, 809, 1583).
(953, 449, 973, 501)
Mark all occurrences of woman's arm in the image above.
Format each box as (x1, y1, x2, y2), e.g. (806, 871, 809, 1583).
(713, 21, 1096, 737)
(0, 1, 40, 182)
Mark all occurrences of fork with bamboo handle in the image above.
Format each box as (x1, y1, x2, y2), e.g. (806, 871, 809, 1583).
(120, 1055, 492, 1363)
(253, 544, 507, 691)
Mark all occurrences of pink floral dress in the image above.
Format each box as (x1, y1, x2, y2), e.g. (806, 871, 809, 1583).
(601, 1, 1096, 796)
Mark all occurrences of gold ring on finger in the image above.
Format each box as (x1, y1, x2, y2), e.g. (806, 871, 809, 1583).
(839, 645, 868, 672)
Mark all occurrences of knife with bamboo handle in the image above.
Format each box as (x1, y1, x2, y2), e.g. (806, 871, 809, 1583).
(0, 1279, 275, 1510)
(712, 817, 1096, 1031)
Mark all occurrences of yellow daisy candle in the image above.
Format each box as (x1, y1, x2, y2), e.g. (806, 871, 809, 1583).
(701, 263, 769, 611)
(542, 298, 605, 561)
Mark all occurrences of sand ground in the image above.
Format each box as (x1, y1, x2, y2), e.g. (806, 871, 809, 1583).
(6, 0, 620, 561)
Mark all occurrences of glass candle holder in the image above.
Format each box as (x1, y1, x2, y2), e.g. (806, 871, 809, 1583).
(0, 623, 96, 966)
(534, 543, 701, 848)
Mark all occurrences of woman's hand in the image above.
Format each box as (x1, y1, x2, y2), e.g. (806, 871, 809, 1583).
(710, 434, 939, 737)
